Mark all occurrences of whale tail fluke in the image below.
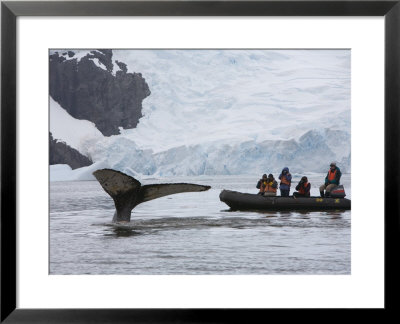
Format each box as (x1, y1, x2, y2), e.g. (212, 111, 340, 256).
(93, 169, 141, 222)
(141, 183, 211, 203)
(93, 169, 141, 197)
(93, 168, 211, 222)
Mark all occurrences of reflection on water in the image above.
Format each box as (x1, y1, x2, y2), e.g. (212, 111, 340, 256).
(50, 174, 351, 275)
(105, 226, 143, 238)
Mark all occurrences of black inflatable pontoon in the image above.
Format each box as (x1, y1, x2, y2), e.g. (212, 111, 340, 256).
(219, 190, 351, 211)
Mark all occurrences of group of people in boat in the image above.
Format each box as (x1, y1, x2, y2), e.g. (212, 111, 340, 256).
(256, 162, 341, 198)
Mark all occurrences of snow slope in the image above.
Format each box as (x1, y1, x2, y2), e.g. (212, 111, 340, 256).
(50, 49, 351, 181)
(50, 97, 104, 155)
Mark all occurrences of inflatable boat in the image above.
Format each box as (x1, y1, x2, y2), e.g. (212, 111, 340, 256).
(219, 190, 351, 211)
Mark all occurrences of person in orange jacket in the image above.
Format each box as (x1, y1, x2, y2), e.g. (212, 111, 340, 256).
(319, 162, 342, 197)
(293, 176, 311, 197)
(278, 167, 292, 197)
(263, 174, 278, 196)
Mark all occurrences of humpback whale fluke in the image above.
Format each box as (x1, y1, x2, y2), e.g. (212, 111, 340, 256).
(93, 169, 211, 222)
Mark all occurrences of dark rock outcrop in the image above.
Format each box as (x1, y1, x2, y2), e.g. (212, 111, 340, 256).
(49, 133, 93, 170)
(49, 49, 151, 136)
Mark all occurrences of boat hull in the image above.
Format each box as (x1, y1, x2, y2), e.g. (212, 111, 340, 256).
(219, 190, 351, 211)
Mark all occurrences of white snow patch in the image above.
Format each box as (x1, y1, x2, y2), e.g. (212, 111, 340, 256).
(89, 58, 107, 71)
(50, 161, 109, 182)
(112, 60, 121, 76)
(51, 50, 111, 72)
(49, 96, 104, 155)
(50, 49, 91, 62)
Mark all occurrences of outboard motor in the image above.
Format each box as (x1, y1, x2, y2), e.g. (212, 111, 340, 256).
(330, 185, 346, 198)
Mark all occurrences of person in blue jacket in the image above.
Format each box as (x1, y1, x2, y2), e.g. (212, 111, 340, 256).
(278, 167, 292, 197)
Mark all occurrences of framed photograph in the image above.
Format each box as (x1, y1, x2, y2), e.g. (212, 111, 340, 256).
(1, 0, 399, 322)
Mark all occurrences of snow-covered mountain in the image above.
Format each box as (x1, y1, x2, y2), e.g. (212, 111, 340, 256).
(49, 49, 350, 181)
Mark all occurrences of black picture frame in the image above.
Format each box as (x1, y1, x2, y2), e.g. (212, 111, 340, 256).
(1, 0, 399, 322)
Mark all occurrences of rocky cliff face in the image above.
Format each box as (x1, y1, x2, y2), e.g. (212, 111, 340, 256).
(49, 49, 151, 169)
(49, 49, 151, 136)
(49, 133, 93, 169)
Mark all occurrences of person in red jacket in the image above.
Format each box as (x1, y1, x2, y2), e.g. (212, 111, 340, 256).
(293, 176, 311, 197)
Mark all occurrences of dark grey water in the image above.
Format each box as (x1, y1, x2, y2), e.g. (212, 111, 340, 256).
(50, 174, 351, 275)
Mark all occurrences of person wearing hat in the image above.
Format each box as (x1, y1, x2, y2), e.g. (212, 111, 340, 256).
(293, 176, 311, 197)
(319, 162, 342, 197)
(263, 174, 278, 196)
(278, 167, 292, 197)
(256, 174, 268, 195)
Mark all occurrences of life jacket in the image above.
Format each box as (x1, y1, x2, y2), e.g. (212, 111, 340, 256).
(280, 175, 291, 186)
(328, 169, 337, 181)
(298, 182, 309, 195)
(259, 181, 268, 193)
(265, 181, 277, 193)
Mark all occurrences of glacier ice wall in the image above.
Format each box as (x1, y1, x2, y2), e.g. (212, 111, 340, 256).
(50, 49, 351, 181)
